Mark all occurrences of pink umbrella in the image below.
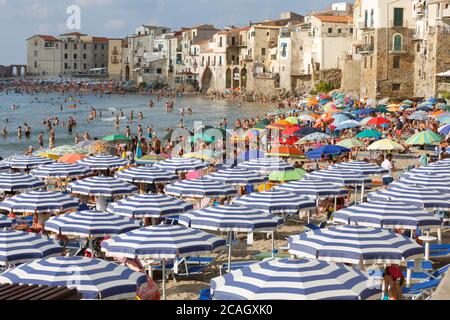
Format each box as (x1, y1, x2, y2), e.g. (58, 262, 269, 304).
(186, 170, 203, 180)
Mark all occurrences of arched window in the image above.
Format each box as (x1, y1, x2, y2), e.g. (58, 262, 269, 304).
(393, 34, 403, 51)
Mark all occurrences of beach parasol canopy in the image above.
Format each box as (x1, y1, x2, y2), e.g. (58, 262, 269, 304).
(405, 131, 442, 146)
(398, 173, 450, 193)
(367, 117, 390, 126)
(210, 258, 381, 300)
(268, 169, 307, 182)
(298, 132, 332, 143)
(30, 163, 92, 179)
(408, 112, 430, 121)
(0, 256, 147, 300)
(58, 153, 88, 164)
(254, 119, 271, 129)
(237, 150, 265, 162)
(288, 226, 423, 265)
(0, 216, 14, 229)
(409, 163, 450, 176)
(281, 126, 301, 136)
(0, 230, 62, 267)
(0, 191, 79, 213)
(77, 155, 129, 171)
(102, 134, 132, 144)
(330, 161, 388, 175)
(336, 138, 365, 149)
(107, 194, 193, 219)
(233, 190, 316, 214)
(67, 176, 138, 198)
(114, 166, 178, 185)
(134, 154, 169, 165)
(274, 180, 348, 198)
(367, 182, 450, 210)
(305, 145, 351, 160)
(154, 157, 208, 174)
(164, 177, 237, 199)
(367, 139, 404, 151)
(332, 200, 442, 231)
(285, 117, 300, 125)
(438, 124, 450, 135)
(44, 210, 140, 238)
(266, 146, 303, 158)
(0, 173, 45, 193)
(205, 168, 268, 186)
(87, 140, 117, 155)
(356, 129, 381, 139)
(6, 155, 54, 170)
(293, 127, 322, 137)
(335, 120, 361, 131)
(306, 169, 372, 186)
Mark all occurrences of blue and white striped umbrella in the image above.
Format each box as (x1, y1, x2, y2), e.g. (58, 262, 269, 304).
(0, 230, 62, 267)
(179, 205, 280, 233)
(332, 201, 442, 230)
(0, 161, 10, 173)
(205, 168, 268, 186)
(154, 157, 208, 173)
(67, 176, 138, 197)
(101, 224, 226, 260)
(406, 164, 450, 177)
(233, 190, 316, 214)
(0, 173, 45, 192)
(288, 226, 424, 265)
(30, 163, 92, 179)
(164, 178, 237, 199)
(77, 155, 129, 171)
(274, 180, 348, 198)
(0, 191, 79, 213)
(237, 158, 295, 174)
(114, 166, 178, 184)
(330, 161, 388, 175)
(367, 182, 450, 210)
(0, 215, 14, 229)
(6, 155, 54, 170)
(398, 173, 450, 193)
(211, 258, 381, 300)
(107, 194, 193, 219)
(45, 210, 140, 238)
(0, 256, 147, 300)
(306, 169, 371, 186)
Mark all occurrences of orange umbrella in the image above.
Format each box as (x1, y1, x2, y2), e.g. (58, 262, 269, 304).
(274, 120, 293, 127)
(432, 110, 445, 117)
(58, 153, 88, 163)
(267, 146, 303, 158)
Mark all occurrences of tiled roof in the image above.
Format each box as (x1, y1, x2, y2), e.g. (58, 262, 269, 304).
(92, 37, 109, 43)
(313, 15, 353, 23)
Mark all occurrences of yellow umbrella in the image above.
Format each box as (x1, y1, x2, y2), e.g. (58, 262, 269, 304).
(367, 139, 405, 151)
(37, 152, 62, 160)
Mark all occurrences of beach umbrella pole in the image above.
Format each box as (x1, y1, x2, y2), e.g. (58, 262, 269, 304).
(271, 230, 275, 259)
(227, 231, 232, 273)
(334, 197, 337, 213)
(360, 183, 365, 203)
(139, 183, 146, 195)
(162, 259, 166, 300)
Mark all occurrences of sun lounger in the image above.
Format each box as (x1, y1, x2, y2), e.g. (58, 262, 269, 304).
(304, 221, 327, 231)
(176, 256, 217, 277)
(163, 216, 179, 225)
(402, 278, 442, 300)
(403, 264, 449, 282)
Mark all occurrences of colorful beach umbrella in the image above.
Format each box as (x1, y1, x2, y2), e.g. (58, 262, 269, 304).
(102, 134, 132, 144)
(367, 139, 404, 151)
(266, 146, 303, 158)
(268, 169, 307, 182)
(367, 117, 390, 126)
(57, 153, 87, 164)
(356, 130, 381, 139)
(405, 131, 442, 146)
(305, 145, 351, 160)
(336, 138, 365, 149)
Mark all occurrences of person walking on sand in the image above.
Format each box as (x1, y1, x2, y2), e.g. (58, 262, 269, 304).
(49, 128, 55, 149)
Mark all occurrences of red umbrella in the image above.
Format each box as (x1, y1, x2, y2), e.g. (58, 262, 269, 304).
(281, 126, 301, 136)
(367, 117, 390, 126)
(278, 136, 299, 145)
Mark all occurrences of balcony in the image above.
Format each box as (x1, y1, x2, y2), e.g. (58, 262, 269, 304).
(389, 43, 408, 54)
(357, 44, 374, 54)
(229, 42, 247, 48)
(243, 55, 253, 61)
(389, 20, 414, 28)
(358, 22, 375, 31)
(412, 32, 424, 41)
(112, 49, 119, 55)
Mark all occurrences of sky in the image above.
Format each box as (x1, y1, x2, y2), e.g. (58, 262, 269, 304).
(0, 0, 336, 65)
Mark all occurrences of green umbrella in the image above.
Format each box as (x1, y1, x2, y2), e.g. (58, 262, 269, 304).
(102, 134, 132, 144)
(268, 169, 307, 182)
(405, 130, 442, 146)
(285, 117, 300, 125)
(336, 138, 365, 149)
(189, 133, 216, 143)
(356, 130, 381, 139)
(440, 105, 450, 112)
(376, 105, 389, 113)
(254, 119, 271, 129)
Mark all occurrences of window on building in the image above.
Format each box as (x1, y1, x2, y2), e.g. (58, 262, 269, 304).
(393, 34, 403, 51)
(261, 48, 266, 56)
(64, 53, 68, 59)
(83, 53, 87, 59)
(281, 43, 287, 57)
(231, 37, 236, 46)
(34, 62, 38, 68)
(393, 56, 400, 68)
(364, 57, 367, 68)
(213, 56, 216, 66)
(350, 27, 353, 34)
(219, 37, 223, 47)
(370, 56, 373, 68)
(74, 54, 77, 59)
(338, 28, 342, 33)
(95, 44, 98, 50)
(328, 28, 333, 33)
(34, 51, 38, 57)
(157, 68, 162, 74)
(393, 8, 404, 27)
(73, 63, 77, 70)
(219, 56, 222, 66)
(64, 43, 68, 50)
(83, 63, 87, 70)
(64, 63, 68, 70)
(101, 45, 105, 50)
(267, 32, 269, 36)
(34, 41, 38, 46)
(392, 83, 401, 91)
(74, 44, 77, 50)
(83, 44, 87, 50)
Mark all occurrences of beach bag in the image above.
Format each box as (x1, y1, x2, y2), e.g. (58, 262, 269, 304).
(137, 278, 160, 300)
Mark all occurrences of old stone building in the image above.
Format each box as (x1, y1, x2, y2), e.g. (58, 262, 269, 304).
(27, 32, 109, 77)
(412, 0, 450, 98)
(107, 38, 125, 80)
